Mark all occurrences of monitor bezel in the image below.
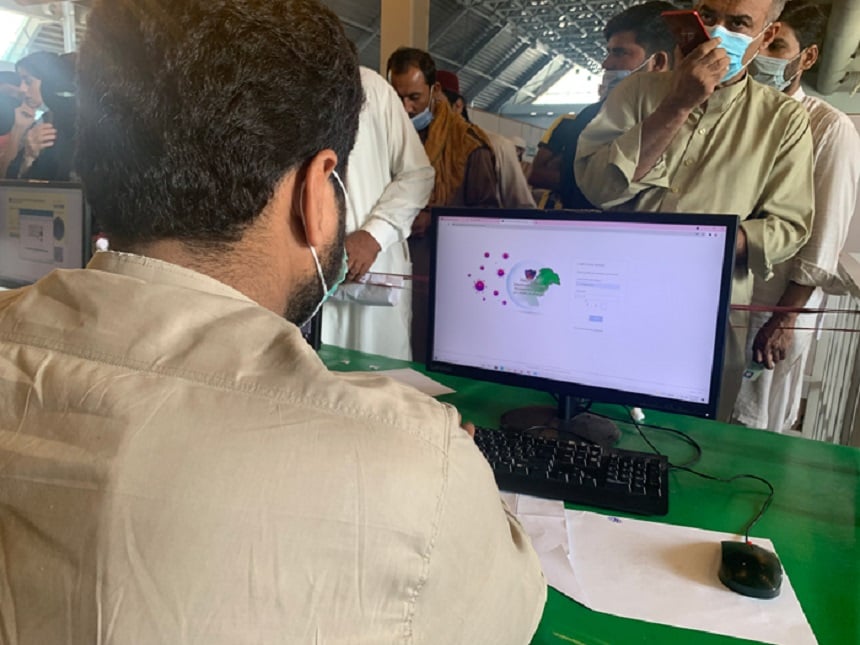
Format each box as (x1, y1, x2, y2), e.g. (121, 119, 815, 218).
(426, 207, 738, 420)
(0, 179, 90, 289)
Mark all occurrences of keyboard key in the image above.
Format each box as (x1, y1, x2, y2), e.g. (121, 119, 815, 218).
(474, 426, 669, 516)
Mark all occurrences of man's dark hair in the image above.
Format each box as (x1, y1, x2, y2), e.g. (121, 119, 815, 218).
(441, 88, 471, 123)
(76, 0, 363, 247)
(386, 47, 436, 87)
(778, 1, 828, 50)
(604, 1, 678, 58)
(16, 51, 62, 83)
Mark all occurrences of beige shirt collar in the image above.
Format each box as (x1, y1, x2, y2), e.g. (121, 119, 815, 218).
(709, 72, 750, 112)
(87, 251, 254, 304)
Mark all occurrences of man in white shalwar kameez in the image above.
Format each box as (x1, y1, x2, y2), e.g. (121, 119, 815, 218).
(322, 67, 434, 360)
(734, 2, 860, 431)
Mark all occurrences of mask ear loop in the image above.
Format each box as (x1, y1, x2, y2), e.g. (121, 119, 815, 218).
(300, 178, 330, 294)
(785, 48, 805, 85)
(303, 168, 348, 295)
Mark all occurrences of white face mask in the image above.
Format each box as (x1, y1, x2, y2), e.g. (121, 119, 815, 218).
(598, 54, 655, 101)
(300, 169, 350, 326)
(750, 53, 802, 91)
(411, 98, 434, 131)
(708, 24, 770, 84)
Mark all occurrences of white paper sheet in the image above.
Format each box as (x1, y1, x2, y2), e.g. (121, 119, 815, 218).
(505, 494, 817, 645)
(374, 368, 455, 397)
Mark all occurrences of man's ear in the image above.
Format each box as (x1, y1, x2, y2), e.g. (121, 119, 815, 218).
(801, 44, 819, 71)
(430, 81, 443, 101)
(652, 50, 671, 72)
(298, 149, 339, 249)
(760, 21, 779, 50)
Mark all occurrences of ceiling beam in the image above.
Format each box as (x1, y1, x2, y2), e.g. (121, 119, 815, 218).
(451, 23, 506, 74)
(429, 6, 470, 47)
(488, 55, 570, 112)
(464, 40, 531, 103)
(355, 15, 381, 54)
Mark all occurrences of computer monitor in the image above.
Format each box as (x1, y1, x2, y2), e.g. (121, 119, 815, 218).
(427, 208, 737, 424)
(0, 180, 91, 288)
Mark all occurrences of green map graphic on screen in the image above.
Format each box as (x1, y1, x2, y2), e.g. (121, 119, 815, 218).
(508, 262, 561, 308)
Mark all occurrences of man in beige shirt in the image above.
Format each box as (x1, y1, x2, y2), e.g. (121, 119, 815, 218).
(575, 0, 814, 420)
(0, 1, 546, 643)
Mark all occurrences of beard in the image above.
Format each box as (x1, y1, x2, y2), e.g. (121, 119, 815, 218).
(284, 192, 346, 327)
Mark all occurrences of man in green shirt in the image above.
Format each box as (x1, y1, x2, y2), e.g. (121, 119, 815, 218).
(574, 0, 814, 421)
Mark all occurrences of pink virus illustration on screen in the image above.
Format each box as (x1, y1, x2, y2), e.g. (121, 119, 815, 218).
(469, 250, 513, 302)
(466, 249, 562, 308)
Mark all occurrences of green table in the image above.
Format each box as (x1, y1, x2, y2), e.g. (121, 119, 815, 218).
(320, 346, 860, 645)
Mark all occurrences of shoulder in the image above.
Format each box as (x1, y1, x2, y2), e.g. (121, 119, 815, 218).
(748, 79, 809, 123)
(803, 95, 858, 138)
(359, 65, 388, 94)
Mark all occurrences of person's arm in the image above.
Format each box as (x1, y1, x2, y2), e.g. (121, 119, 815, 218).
(529, 146, 562, 191)
(740, 104, 815, 283)
(15, 121, 57, 178)
(752, 281, 815, 368)
(493, 135, 536, 208)
(529, 116, 570, 191)
(788, 110, 860, 292)
(346, 69, 435, 280)
(463, 146, 501, 208)
(575, 39, 728, 207)
(0, 104, 34, 177)
(410, 405, 546, 643)
(752, 108, 860, 367)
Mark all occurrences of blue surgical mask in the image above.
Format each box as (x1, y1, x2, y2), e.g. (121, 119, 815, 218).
(709, 25, 764, 84)
(302, 169, 349, 325)
(411, 105, 433, 131)
(750, 53, 801, 91)
(598, 55, 655, 100)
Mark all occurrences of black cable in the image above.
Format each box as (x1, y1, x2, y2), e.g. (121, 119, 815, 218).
(616, 405, 775, 541)
(587, 409, 704, 468)
(672, 466, 775, 542)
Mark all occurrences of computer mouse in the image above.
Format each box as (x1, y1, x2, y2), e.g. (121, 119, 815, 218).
(718, 540, 783, 599)
(564, 412, 621, 448)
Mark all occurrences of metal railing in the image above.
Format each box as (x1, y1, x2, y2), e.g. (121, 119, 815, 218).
(802, 259, 860, 446)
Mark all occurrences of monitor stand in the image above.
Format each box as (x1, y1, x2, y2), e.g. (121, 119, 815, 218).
(499, 395, 621, 448)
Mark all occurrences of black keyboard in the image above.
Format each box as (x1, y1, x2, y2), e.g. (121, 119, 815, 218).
(474, 426, 669, 516)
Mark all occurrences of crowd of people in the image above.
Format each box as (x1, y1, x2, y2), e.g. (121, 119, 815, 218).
(0, 50, 77, 181)
(0, 0, 858, 641)
(320, 0, 859, 430)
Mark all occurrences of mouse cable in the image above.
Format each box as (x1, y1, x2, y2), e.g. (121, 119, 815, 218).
(671, 465, 775, 543)
(586, 408, 703, 468)
(616, 407, 775, 542)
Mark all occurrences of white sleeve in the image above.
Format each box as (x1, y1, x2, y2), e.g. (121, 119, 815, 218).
(360, 69, 435, 251)
(789, 109, 860, 290)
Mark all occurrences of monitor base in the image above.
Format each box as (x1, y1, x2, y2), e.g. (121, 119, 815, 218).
(499, 399, 621, 448)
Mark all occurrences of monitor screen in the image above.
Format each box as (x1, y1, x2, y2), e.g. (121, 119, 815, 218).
(427, 208, 737, 419)
(0, 180, 90, 288)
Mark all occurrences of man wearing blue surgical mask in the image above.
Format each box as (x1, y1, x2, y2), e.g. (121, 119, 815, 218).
(387, 47, 501, 361)
(735, 1, 860, 432)
(531, 1, 677, 210)
(575, 0, 815, 422)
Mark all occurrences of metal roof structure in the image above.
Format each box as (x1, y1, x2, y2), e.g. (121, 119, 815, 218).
(7, 0, 860, 115)
(323, 0, 651, 111)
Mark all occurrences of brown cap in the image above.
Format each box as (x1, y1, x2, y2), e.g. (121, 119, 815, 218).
(436, 69, 460, 95)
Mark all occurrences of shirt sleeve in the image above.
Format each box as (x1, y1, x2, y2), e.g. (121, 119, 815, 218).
(411, 405, 547, 644)
(741, 105, 815, 281)
(788, 110, 860, 290)
(360, 73, 435, 252)
(574, 74, 671, 208)
(464, 146, 502, 208)
(494, 135, 537, 208)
